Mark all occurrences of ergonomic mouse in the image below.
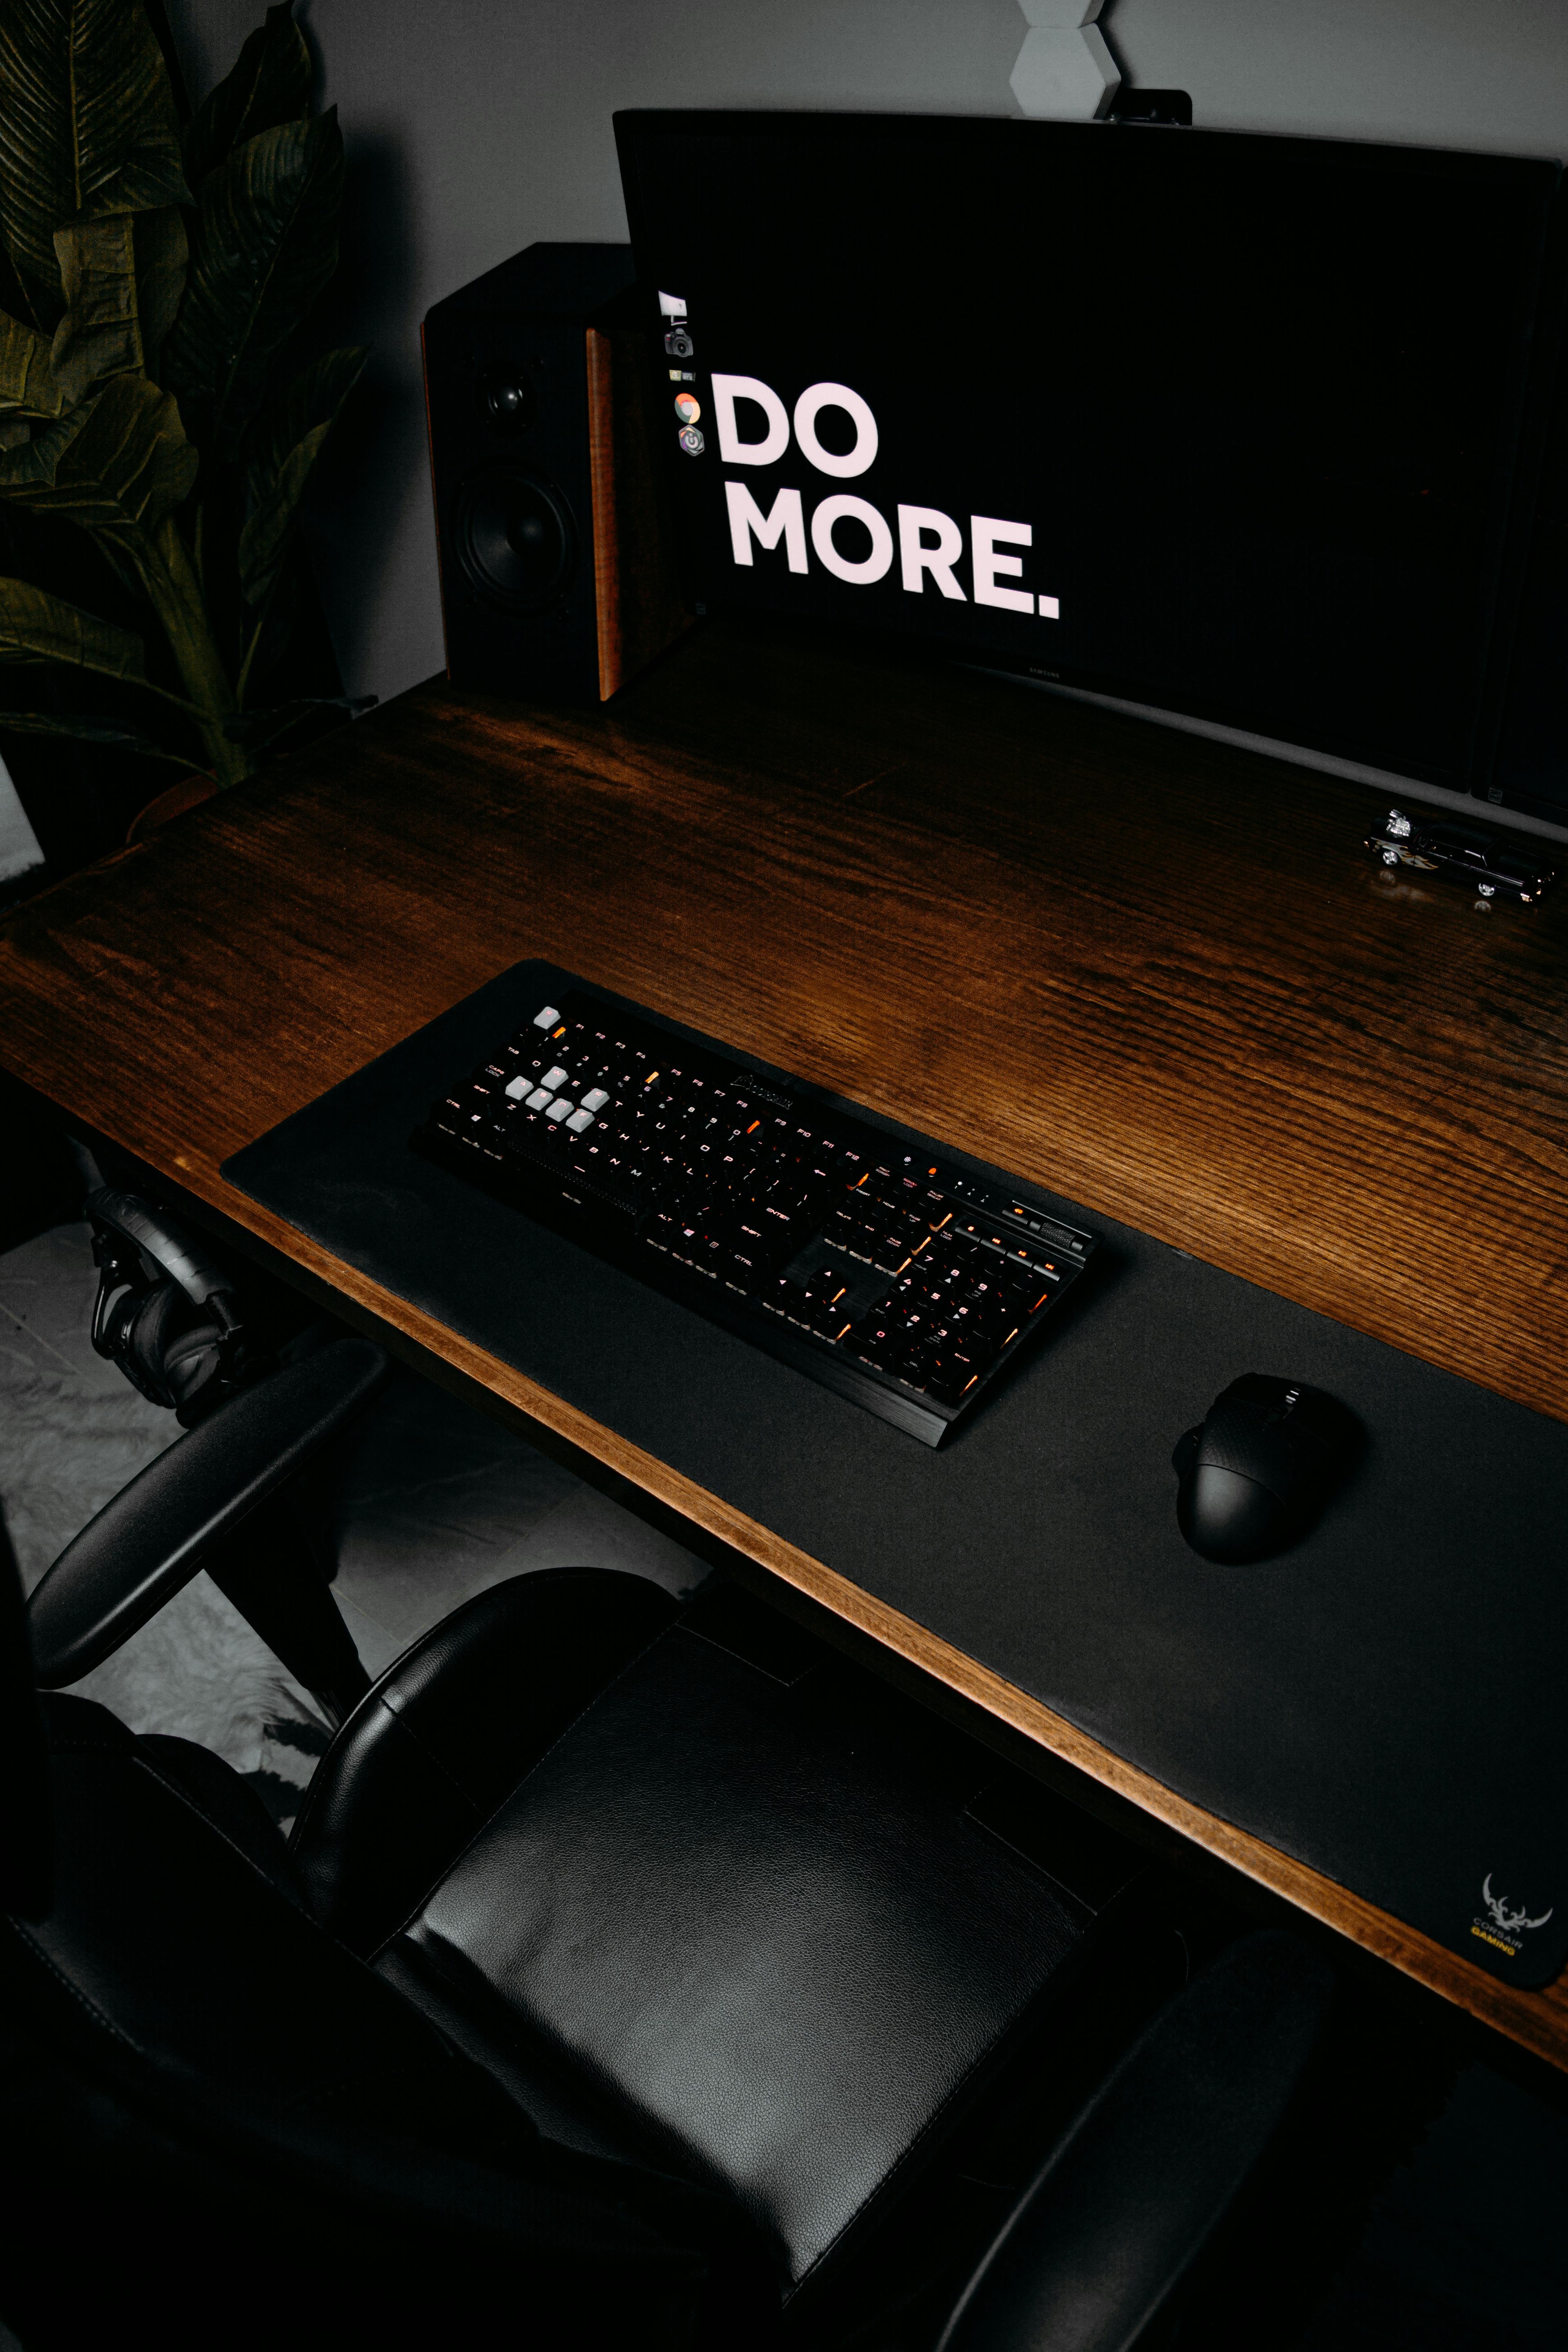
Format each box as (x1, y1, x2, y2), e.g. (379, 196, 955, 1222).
(1172, 1374, 1353, 1563)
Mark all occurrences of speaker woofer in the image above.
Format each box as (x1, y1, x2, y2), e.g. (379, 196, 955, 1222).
(453, 466, 575, 611)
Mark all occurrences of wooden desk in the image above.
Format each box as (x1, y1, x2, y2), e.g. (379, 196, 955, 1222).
(3, 619, 1565, 2065)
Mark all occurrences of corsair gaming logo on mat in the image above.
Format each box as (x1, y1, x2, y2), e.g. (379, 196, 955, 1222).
(1470, 1872, 1555, 1960)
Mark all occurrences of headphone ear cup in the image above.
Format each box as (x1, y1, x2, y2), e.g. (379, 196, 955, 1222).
(160, 1318, 225, 1413)
(123, 1282, 188, 1410)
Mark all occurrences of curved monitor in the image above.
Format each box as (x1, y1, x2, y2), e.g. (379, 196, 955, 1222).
(615, 111, 1560, 792)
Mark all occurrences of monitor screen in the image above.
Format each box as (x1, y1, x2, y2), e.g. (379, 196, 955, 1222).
(1485, 261, 1568, 820)
(615, 113, 1560, 790)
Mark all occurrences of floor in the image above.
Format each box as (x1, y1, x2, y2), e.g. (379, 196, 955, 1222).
(0, 1220, 706, 1827)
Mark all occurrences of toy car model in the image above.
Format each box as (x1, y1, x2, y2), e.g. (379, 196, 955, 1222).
(1365, 808, 1555, 904)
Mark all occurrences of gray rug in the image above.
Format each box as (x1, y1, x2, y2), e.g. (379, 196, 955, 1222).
(1, 1221, 706, 1829)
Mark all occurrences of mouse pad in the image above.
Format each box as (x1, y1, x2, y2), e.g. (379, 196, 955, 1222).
(223, 960, 1568, 1989)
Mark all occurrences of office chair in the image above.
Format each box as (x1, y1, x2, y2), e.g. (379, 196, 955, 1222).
(7, 1326, 1336, 2348)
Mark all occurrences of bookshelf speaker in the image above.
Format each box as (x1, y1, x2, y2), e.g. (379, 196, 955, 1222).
(421, 243, 691, 703)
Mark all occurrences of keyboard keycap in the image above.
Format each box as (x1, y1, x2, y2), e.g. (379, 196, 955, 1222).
(847, 1316, 900, 1369)
(810, 1300, 855, 1340)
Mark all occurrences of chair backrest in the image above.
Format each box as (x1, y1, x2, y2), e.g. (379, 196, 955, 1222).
(0, 1540, 49, 1920)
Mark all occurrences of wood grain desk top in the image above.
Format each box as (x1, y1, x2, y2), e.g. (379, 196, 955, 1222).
(3, 618, 1565, 2066)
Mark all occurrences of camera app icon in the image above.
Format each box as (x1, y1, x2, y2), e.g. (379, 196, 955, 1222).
(659, 293, 694, 365)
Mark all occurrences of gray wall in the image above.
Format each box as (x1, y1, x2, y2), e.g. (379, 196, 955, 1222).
(165, 0, 1568, 719)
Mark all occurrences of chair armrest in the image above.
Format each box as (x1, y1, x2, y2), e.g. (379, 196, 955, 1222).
(27, 1339, 386, 1688)
(937, 1931, 1335, 2352)
(290, 1565, 679, 1954)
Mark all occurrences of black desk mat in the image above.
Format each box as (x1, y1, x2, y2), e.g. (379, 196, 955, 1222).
(224, 962, 1568, 1988)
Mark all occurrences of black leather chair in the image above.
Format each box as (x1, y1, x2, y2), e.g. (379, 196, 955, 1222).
(4, 1338, 1337, 2349)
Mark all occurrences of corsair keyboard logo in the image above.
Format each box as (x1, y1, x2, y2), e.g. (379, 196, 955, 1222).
(1472, 1872, 1554, 1959)
(711, 374, 1060, 622)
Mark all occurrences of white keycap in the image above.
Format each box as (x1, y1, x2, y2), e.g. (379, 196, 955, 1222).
(532, 1005, 561, 1029)
(566, 1108, 595, 1134)
(581, 1087, 610, 1112)
(527, 1088, 553, 1110)
(546, 1098, 572, 1121)
(542, 1065, 569, 1090)
(504, 1076, 529, 1100)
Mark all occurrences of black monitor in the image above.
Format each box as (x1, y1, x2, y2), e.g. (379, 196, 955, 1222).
(1481, 236, 1568, 821)
(615, 112, 1561, 793)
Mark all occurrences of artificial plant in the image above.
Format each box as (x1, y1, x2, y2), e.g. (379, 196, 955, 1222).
(0, 0, 368, 790)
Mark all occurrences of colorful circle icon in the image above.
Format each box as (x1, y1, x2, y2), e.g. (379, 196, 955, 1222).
(678, 425, 706, 455)
(674, 392, 702, 424)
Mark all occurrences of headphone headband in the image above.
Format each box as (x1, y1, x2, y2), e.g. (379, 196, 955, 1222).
(85, 1188, 236, 1312)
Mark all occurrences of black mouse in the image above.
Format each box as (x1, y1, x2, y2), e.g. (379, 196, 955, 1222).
(1173, 1375, 1353, 1563)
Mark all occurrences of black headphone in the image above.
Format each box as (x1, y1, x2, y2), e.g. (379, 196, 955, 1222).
(86, 1189, 263, 1423)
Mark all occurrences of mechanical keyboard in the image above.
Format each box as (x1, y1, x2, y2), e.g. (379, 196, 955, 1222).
(414, 982, 1097, 1445)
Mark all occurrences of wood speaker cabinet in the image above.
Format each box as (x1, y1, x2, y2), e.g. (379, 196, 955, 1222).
(421, 244, 692, 704)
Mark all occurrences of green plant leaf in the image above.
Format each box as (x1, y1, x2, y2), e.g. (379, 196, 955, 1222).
(74, 519, 143, 598)
(48, 204, 190, 402)
(0, 572, 145, 677)
(0, 373, 197, 543)
(0, 307, 67, 424)
(237, 343, 364, 610)
(0, 0, 191, 332)
(0, 709, 193, 762)
(49, 214, 139, 399)
(0, 370, 245, 786)
(136, 206, 188, 379)
(0, 573, 203, 733)
(162, 111, 343, 461)
(182, 2, 312, 192)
